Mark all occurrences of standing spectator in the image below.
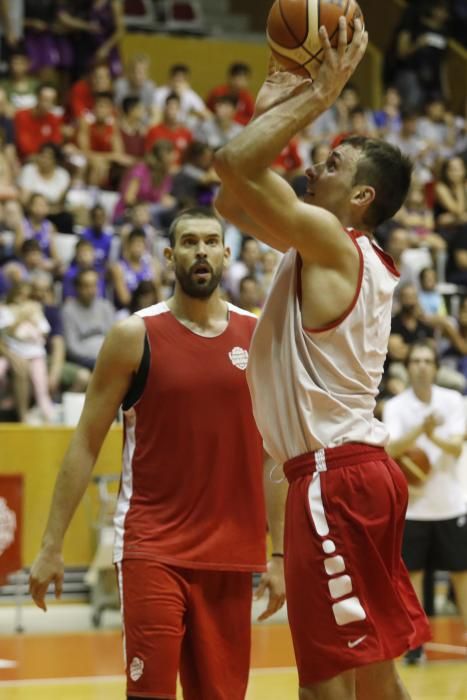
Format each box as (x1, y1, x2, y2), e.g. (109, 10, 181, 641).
(145, 92, 193, 163)
(195, 95, 243, 150)
(206, 62, 255, 126)
(152, 64, 210, 126)
(23, 0, 58, 78)
(18, 143, 72, 232)
(114, 53, 156, 119)
(81, 204, 113, 271)
(14, 83, 63, 160)
(108, 228, 159, 308)
(62, 239, 106, 300)
(384, 341, 467, 663)
(62, 268, 115, 370)
(114, 140, 177, 222)
(1, 48, 38, 112)
(119, 96, 147, 160)
(87, 0, 124, 77)
(0, 0, 24, 52)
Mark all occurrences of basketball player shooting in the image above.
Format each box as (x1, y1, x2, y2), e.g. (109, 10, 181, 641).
(214, 15, 431, 700)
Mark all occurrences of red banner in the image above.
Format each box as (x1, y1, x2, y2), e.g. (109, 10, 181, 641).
(0, 474, 23, 584)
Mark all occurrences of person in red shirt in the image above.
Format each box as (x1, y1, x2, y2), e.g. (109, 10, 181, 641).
(206, 62, 255, 126)
(29, 207, 286, 700)
(272, 138, 304, 182)
(14, 84, 63, 160)
(77, 91, 132, 186)
(68, 62, 113, 121)
(145, 92, 193, 163)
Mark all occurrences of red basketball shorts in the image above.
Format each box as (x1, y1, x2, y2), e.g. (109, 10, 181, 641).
(116, 560, 253, 699)
(283, 443, 431, 687)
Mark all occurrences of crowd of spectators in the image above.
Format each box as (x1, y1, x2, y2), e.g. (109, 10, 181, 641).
(0, 0, 466, 423)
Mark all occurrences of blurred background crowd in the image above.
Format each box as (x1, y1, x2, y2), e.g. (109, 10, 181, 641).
(0, 0, 465, 423)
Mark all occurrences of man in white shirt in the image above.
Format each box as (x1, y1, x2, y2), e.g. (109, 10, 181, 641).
(152, 63, 210, 128)
(383, 341, 467, 659)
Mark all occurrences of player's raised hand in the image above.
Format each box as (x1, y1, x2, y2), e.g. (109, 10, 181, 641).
(313, 17, 368, 109)
(255, 557, 286, 621)
(252, 55, 313, 119)
(29, 548, 64, 612)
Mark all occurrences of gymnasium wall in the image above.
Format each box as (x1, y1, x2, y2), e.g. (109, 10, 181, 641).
(0, 426, 122, 567)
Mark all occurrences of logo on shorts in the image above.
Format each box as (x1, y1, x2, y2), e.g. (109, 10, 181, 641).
(457, 515, 467, 528)
(129, 657, 144, 682)
(347, 635, 367, 649)
(228, 347, 249, 370)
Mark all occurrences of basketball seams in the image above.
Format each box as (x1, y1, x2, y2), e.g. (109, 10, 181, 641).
(278, 0, 314, 56)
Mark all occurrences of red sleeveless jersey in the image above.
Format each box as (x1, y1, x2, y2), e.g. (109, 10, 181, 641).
(114, 302, 266, 571)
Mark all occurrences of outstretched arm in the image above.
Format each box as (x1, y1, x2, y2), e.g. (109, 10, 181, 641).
(214, 19, 367, 265)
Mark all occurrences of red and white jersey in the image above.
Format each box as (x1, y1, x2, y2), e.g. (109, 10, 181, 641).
(247, 231, 399, 464)
(114, 302, 266, 572)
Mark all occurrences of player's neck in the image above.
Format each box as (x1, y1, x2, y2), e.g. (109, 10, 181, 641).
(167, 290, 229, 334)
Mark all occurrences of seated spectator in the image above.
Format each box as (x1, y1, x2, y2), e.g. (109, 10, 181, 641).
(387, 111, 431, 183)
(0, 336, 29, 422)
(17, 193, 61, 273)
(129, 279, 159, 314)
(224, 236, 261, 303)
(18, 142, 72, 232)
(172, 141, 219, 209)
(0, 129, 19, 203)
(80, 203, 113, 271)
(434, 156, 467, 242)
(152, 64, 210, 127)
(114, 53, 156, 120)
(206, 62, 255, 126)
(446, 226, 467, 286)
(259, 248, 280, 299)
(108, 228, 159, 309)
(394, 178, 446, 254)
(418, 266, 447, 318)
(3, 239, 51, 286)
(417, 97, 456, 157)
(195, 95, 243, 150)
(1, 48, 39, 112)
(0, 87, 18, 175)
(372, 86, 402, 137)
(118, 202, 161, 256)
(119, 96, 147, 160)
(77, 91, 131, 187)
(383, 226, 419, 308)
(388, 283, 435, 368)
(62, 268, 115, 369)
(62, 239, 106, 299)
(0, 201, 25, 265)
(0, 281, 55, 422)
(238, 275, 262, 316)
(30, 272, 90, 395)
(145, 92, 193, 163)
(114, 140, 177, 223)
(14, 83, 63, 161)
(68, 62, 113, 121)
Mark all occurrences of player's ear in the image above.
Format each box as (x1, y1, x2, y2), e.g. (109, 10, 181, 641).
(164, 247, 174, 265)
(351, 186, 375, 209)
(223, 246, 232, 267)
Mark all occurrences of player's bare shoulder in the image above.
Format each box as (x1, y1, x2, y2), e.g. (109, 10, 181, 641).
(100, 314, 146, 374)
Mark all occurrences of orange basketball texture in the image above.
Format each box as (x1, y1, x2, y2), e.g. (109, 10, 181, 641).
(267, 0, 364, 78)
(395, 447, 431, 487)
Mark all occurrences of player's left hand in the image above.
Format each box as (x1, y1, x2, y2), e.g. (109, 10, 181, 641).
(255, 557, 286, 621)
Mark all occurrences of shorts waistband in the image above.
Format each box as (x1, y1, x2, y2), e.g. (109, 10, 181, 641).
(283, 443, 387, 483)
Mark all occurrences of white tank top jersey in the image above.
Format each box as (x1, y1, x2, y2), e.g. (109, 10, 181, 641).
(246, 230, 399, 464)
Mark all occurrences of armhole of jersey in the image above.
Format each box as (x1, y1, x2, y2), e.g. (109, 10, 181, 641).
(121, 332, 150, 411)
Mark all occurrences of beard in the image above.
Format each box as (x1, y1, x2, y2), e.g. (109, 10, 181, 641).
(175, 260, 223, 299)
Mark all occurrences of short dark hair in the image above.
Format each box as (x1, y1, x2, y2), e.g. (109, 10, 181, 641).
(406, 340, 439, 368)
(93, 90, 114, 103)
(165, 91, 181, 106)
(342, 136, 413, 228)
(419, 266, 436, 285)
(122, 96, 142, 115)
(74, 268, 97, 288)
(168, 207, 224, 247)
(214, 94, 237, 109)
(21, 239, 41, 255)
(128, 227, 147, 243)
(170, 64, 189, 76)
(228, 62, 251, 77)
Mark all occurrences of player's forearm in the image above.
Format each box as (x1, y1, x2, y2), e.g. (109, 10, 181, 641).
(215, 86, 326, 179)
(428, 433, 463, 458)
(264, 457, 288, 554)
(387, 424, 425, 458)
(41, 435, 99, 552)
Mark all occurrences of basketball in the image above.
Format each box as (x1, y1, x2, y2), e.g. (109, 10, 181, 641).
(266, 0, 364, 78)
(395, 447, 432, 487)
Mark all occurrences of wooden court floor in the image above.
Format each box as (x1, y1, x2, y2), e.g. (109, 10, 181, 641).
(0, 618, 465, 699)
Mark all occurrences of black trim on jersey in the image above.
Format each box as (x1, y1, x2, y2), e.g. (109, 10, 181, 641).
(122, 332, 150, 410)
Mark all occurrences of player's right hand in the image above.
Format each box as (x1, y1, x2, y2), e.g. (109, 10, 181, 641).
(29, 549, 64, 612)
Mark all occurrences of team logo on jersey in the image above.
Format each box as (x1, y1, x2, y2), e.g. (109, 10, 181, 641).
(0, 498, 16, 556)
(130, 656, 144, 681)
(229, 347, 249, 370)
